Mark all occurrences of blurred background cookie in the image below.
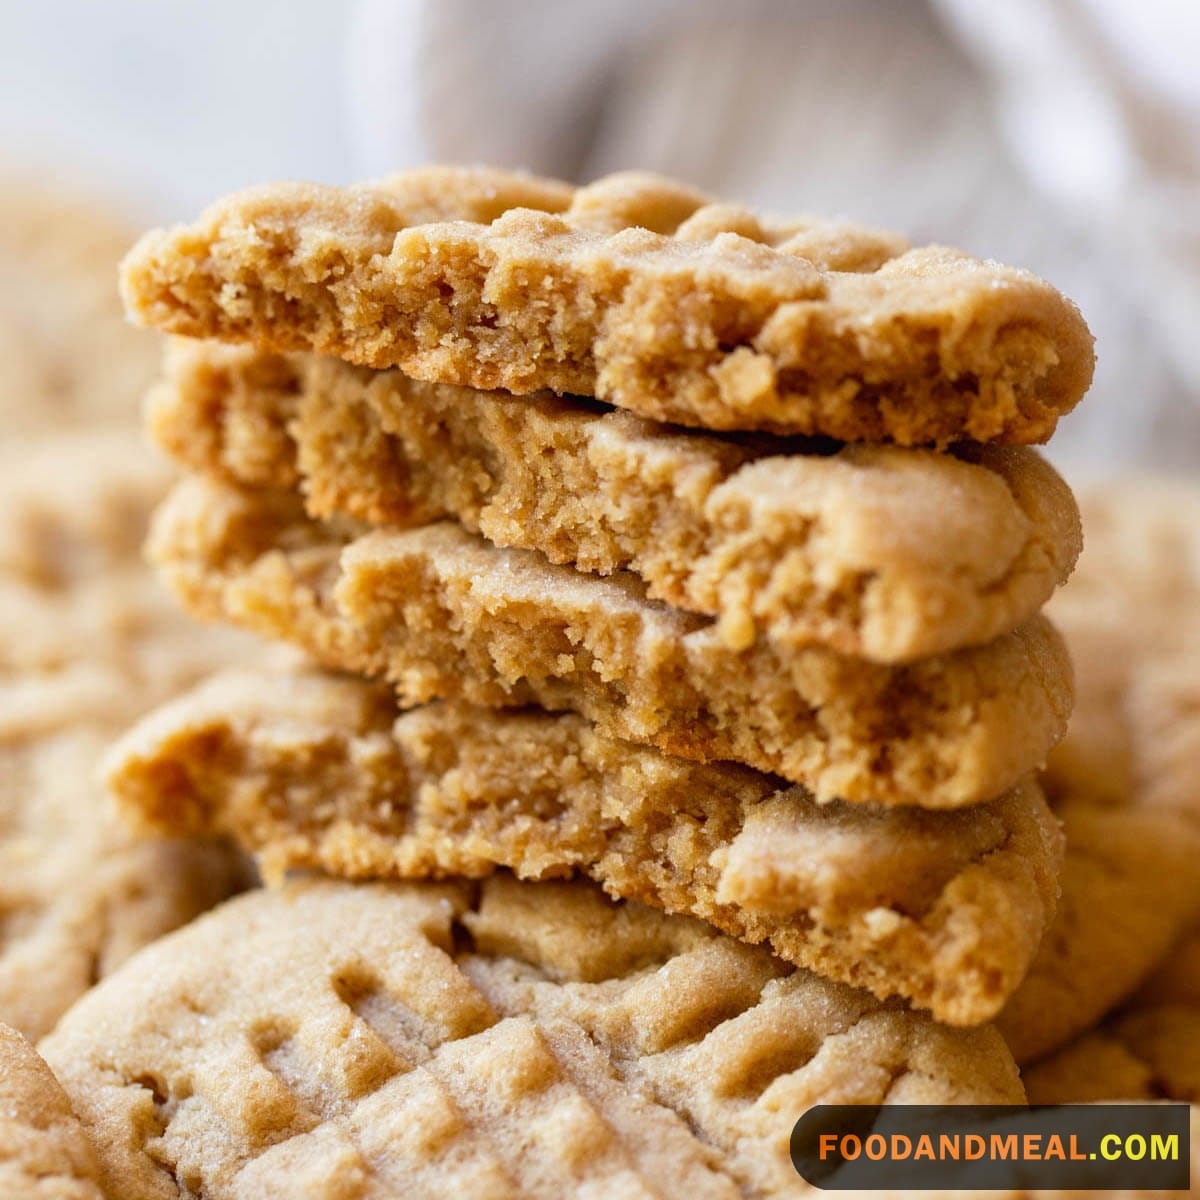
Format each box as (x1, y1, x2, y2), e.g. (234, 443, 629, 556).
(0, 427, 263, 1040)
(0, 179, 158, 432)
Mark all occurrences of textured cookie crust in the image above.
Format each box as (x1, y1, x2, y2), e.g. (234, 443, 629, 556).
(0, 430, 254, 1040)
(120, 166, 1095, 444)
(40, 877, 1026, 1200)
(104, 667, 1063, 1024)
(149, 340, 1083, 662)
(997, 483, 1200, 1065)
(147, 475, 1074, 809)
(0, 176, 158, 432)
(0, 1022, 105, 1200)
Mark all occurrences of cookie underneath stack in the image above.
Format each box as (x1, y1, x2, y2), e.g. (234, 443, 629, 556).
(24, 166, 1185, 1198)
(39, 877, 1031, 1200)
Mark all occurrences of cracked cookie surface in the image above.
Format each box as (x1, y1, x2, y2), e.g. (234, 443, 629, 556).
(148, 340, 1082, 662)
(103, 666, 1062, 1024)
(147, 475, 1074, 809)
(120, 166, 1094, 445)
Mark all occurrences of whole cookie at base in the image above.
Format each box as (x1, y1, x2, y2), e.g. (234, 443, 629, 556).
(996, 797, 1200, 1064)
(0, 1022, 105, 1200)
(147, 474, 1074, 809)
(103, 666, 1063, 1025)
(120, 166, 1095, 445)
(148, 340, 1082, 662)
(40, 876, 1026, 1200)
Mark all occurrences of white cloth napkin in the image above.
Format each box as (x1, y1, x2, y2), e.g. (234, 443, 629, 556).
(348, 0, 1200, 470)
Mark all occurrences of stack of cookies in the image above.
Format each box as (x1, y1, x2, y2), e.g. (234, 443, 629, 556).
(29, 168, 1108, 1195)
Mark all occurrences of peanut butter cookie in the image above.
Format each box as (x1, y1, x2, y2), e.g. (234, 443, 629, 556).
(120, 166, 1094, 444)
(147, 475, 1073, 808)
(41, 876, 1025, 1199)
(104, 666, 1062, 1024)
(147, 340, 1081, 662)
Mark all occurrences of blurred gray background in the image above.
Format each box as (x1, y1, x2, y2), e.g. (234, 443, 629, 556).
(2, 0, 1198, 472)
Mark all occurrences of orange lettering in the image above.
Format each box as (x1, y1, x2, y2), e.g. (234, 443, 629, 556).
(991, 1134, 1018, 1160)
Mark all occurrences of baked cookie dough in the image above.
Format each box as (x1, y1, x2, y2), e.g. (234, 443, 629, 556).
(147, 340, 1081, 662)
(0, 430, 255, 1039)
(147, 475, 1074, 809)
(120, 166, 1094, 445)
(41, 876, 1026, 1199)
(104, 666, 1062, 1024)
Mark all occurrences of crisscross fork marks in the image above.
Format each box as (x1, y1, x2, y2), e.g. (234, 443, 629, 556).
(461, 880, 1024, 1197)
(41, 877, 1026, 1199)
